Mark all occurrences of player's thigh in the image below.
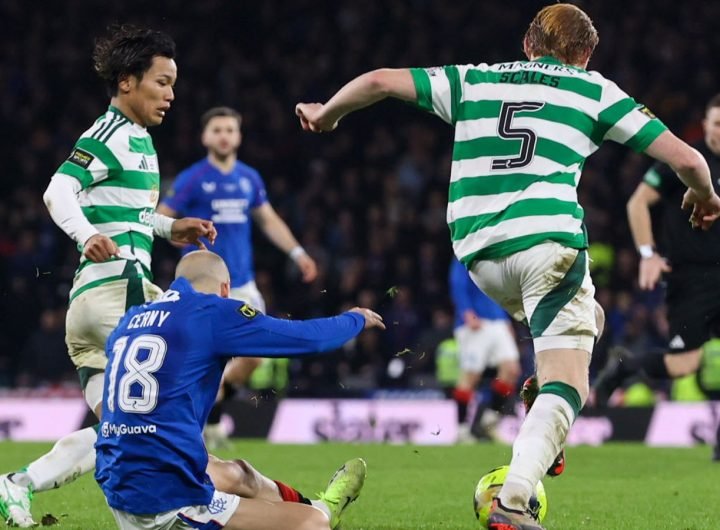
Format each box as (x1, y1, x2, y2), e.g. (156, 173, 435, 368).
(516, 242, 597, 354)
(207, 455, 263, 498)
(468, 261, 524, 323)
(230, 281, 266, 313)
(68, 278, 163, 410)
(66, 281, 128, 372)
(455, 325, 490, 374)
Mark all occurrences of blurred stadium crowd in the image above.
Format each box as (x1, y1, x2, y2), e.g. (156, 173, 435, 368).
(1, 0, 719, 396)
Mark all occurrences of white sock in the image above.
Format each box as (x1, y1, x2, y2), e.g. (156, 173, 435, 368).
(499, 394, 574, 511)
(24, 427, 97, 492)
(310, 500, 331, 520)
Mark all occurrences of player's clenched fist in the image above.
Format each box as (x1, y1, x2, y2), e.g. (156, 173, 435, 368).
(295, 103, 338, 133)
(83, 234, 120, 263)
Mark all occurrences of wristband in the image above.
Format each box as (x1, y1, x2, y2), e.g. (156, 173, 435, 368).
(289, 246, 307, 262)
(153, 213, 175, 240)
(638, 244, 654, 259)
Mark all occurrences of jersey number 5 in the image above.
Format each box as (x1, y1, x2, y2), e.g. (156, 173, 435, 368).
(491, 101, 545, 170)
(107, 335, 168, 414)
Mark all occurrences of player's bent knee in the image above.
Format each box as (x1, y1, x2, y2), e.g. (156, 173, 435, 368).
(207, 456, 259, 497)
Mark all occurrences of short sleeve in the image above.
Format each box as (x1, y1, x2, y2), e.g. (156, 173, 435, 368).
(161, 169, 197, 215)
(410, 65, 464, 125)
(597, 81, 668, 152)
(248, 169, 268, 209)
(54, 137, 121, 190)
(642, 162, 679, 198)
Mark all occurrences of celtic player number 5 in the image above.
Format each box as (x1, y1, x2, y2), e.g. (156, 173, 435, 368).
(491, 101, 545, 170)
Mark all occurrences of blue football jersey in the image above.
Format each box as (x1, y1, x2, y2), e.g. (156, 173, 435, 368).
(449, 257, 508, 328)
(95, 277, 365, 515)
(161, 158, 268, 287)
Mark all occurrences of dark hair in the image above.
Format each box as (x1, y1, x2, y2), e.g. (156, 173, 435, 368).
(524, 4, 599, 65)
(707, 94, 720, 114)
(93, 24, 176, 96)
(201, 106, 243, 130)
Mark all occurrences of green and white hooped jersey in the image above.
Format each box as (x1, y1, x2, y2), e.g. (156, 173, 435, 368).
(410, 56, 667, 267)
(54, 106, 160, 301)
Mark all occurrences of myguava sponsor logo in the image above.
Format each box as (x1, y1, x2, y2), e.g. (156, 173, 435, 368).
(101, 422, 157, 437)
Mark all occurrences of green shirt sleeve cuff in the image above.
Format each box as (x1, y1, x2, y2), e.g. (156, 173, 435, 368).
(626, 120, 668, 153)
(409, 68, 433, 112)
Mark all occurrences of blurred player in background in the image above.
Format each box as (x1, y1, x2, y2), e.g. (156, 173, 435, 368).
(97, 250, 379, 530)
(0, 25, 216, 527)
(296, 4, 720, 528)
(449, 257, 521, 443)
(594, 94, 720, 460)
(157, 106, 318, 449)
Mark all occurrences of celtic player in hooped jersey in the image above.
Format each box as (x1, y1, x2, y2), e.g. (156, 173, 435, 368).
(296, 4, 720, 529)
(0, 26, 215, 528)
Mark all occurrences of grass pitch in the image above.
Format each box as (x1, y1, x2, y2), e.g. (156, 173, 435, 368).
(1, 441, 718, 529)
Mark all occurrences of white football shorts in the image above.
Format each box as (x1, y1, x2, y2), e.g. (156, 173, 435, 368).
(469, 242, 599, 354)
(110, 490, 240, 530)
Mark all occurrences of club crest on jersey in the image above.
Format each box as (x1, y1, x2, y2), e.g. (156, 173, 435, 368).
(239, 177, 252, 195)
(202, 181, 217, 193)
(150, 184, 159, 206)
(237, 303, 257, 319)
(68, 148, 94, 169)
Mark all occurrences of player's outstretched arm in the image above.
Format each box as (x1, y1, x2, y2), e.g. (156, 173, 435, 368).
(295, 68, 416, 133)
(644, 131, 720, 230)
(644, 131, 712, 196)
(214, 303, 384, 358)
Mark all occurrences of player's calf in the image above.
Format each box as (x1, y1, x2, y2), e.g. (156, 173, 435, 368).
(520, 376, 566, 477)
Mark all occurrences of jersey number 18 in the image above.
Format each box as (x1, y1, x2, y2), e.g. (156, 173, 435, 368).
(107, 334, 168, 414)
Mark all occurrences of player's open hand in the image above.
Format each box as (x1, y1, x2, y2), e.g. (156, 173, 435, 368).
(348, 307, 386, 330)
(295, 103, 338, 133)
(638, 253, 671, 290)
(83, 234, 120, 262)
(682, 189, 720, 230)
(171, 217, 217, 248)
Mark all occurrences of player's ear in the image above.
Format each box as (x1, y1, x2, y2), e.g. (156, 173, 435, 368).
(220, 280, 230, 299)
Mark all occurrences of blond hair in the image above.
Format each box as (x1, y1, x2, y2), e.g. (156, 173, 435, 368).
(525, 4, 599, 65)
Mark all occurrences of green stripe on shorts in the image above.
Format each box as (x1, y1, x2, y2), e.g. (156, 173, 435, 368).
(123, 261, 146, 311)
(78, 367, 105, 390)
(529, 249, 587, 338)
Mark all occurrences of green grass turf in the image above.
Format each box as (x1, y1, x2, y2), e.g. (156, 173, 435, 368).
(1, 441, 718, 529)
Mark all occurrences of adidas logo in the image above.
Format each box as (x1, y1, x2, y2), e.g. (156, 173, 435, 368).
(669, 335, 685, 349)
(138, 156, 149, 170)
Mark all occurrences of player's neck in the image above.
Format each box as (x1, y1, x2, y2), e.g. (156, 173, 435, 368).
(109, 97, 144, 127)
(207, 153, 236, 174)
